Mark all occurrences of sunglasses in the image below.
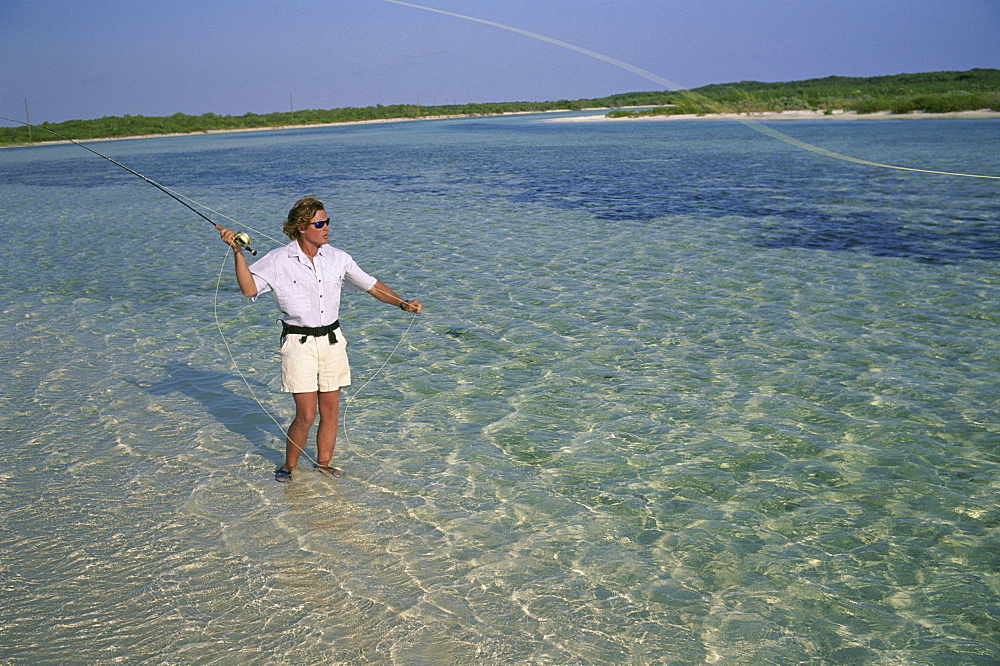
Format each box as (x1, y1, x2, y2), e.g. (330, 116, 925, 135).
(311, 218, 330, 228)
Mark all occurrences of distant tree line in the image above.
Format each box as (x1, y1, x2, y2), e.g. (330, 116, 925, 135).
(2, 69, 997, 146)
(607, 68, 1000, 118)
(0, 100, 598, 146)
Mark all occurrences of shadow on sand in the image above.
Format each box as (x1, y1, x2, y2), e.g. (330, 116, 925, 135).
(138, 360, 287, 465)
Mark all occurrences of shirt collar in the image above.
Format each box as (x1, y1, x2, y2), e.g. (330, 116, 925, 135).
(287, 238, 329, 264)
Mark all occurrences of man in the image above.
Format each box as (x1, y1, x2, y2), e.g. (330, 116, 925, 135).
(219, 196, 421, 482)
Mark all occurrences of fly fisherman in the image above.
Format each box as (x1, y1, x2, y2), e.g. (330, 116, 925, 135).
(219, 196, 422, 482)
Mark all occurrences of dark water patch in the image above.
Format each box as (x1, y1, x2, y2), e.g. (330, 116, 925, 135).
(755, 211, 1000, 263)
(9, 119, 995, 266)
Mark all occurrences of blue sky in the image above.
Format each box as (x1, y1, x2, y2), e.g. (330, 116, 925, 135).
(2, 0, 998, 124)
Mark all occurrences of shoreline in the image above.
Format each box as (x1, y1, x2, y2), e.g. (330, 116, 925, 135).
(0, 114, 475, 148)
(0, 109, 572, 149)
(547, 108, 1000, 123)
(3, 108, 998, 148)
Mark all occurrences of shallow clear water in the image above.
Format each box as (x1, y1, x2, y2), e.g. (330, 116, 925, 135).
(1, 114, 998, 664)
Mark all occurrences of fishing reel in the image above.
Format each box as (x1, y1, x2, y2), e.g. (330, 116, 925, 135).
(233, 232, 257, 256)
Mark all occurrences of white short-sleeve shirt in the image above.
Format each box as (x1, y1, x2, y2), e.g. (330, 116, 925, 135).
(248, 241, 377, 328)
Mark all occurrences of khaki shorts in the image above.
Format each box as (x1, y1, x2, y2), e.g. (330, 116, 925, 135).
(280, 330, 351, 393)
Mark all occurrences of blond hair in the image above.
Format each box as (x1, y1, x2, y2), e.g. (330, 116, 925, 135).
(283, 196, 325, 240)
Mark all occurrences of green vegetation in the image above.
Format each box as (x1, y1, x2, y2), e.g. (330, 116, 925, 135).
(0, 100, 592, 147)
(606, 68, 1000, 118)
(2, 69, 997, 146)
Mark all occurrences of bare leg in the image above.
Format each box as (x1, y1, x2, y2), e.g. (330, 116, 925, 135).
(284, 391, 319, 471)
(315, 389, 342, 465)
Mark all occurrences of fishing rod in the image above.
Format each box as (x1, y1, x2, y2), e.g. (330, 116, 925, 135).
(5, 116, 421, 477)
(1, 116, 256, 253)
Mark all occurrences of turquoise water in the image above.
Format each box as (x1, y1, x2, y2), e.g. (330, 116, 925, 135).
(1, 114, 998, 663)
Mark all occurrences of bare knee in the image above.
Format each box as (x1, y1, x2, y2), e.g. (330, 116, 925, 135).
(292, 407, 317, 429)
(290, 391, 320, 429)
(318, 390, 341, 420)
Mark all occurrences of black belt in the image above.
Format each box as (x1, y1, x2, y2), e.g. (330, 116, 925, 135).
(281, 320, 340, 344)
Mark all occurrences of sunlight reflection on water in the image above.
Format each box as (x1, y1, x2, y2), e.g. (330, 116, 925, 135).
(1, 115, 998, 663)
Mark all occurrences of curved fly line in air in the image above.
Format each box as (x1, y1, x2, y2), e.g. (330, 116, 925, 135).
(382, 0, 998, 180)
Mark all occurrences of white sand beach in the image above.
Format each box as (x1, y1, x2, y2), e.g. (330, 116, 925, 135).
(548, 108, 1000, 122)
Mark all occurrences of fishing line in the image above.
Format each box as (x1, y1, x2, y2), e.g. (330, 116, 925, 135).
(341, 309, 418, 459)
(213, 248, 320, 469)
(5, 115, 416, 475)
(0, 117, 304, 461)
(214, 243, 419, 468)
(382, 0, 999, 181)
